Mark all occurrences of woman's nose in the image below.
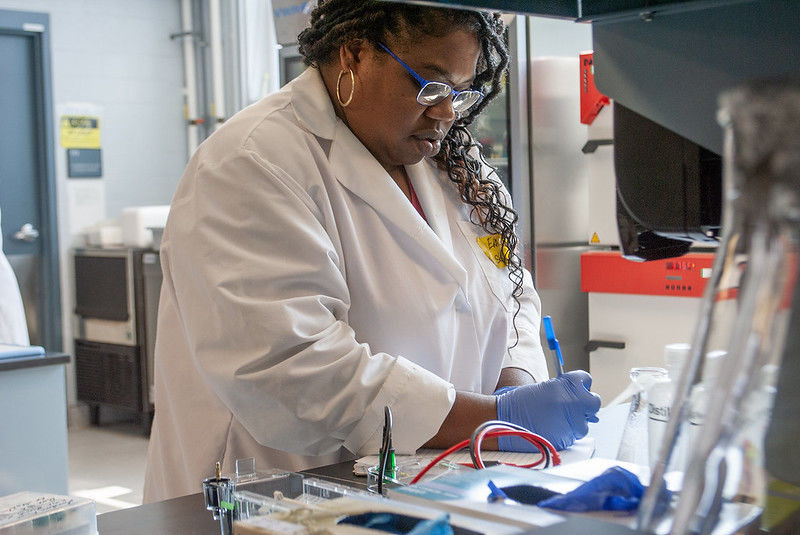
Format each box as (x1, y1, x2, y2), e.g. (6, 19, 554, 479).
(424, 96, 456, 122)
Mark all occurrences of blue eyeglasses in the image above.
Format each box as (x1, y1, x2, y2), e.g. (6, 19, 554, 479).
(377, 42, 483, 115)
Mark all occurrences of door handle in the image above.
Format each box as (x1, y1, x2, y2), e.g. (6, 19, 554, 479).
(13, 223, 39, 242)
(585, 340, 626, 352)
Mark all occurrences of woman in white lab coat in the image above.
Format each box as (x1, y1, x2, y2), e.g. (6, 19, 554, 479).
(144, 1, 600, 501)
(0, 208, 29, 345)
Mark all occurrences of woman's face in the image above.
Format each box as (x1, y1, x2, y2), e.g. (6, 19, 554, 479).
(340, 29, 481, 175)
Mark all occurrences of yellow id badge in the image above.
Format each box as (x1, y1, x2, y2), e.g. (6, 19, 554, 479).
(476, 234, 509, 268)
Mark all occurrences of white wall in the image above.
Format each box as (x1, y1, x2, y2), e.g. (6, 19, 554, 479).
(530, 17, 593, 58)
(0, 0, 187, 410)
(528, 17, 594, 245)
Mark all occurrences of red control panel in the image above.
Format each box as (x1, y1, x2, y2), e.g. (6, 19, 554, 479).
(581, 251, 715, 297)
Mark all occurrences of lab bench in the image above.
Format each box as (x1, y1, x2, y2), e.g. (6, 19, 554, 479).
(0, 352, 70, 497)
(94, 407, 766, 534)
(96, 462, 367, 535)
(96, 460, 659, 534)
(96, 408, 637, 534)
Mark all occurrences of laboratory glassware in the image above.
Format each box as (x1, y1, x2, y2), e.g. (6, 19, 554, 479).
(616, 366, 667, 467)
(639, 79, 800, 533)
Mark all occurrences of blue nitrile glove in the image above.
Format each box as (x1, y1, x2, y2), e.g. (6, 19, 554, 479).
(538, 466, 672, 516)
(495, 370, 601, 451)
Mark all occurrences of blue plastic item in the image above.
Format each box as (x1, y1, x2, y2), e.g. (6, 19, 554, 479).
(538, 467, 672, 515)
(496, 370, 601, 451)
(486, 480, 509, 503)
(542, 315, 564, 376)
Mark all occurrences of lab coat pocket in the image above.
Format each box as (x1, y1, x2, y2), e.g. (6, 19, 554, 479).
(456, 219, 514, 313)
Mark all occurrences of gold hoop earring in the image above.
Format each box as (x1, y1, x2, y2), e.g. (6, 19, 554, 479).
(336, 69, 355, 107)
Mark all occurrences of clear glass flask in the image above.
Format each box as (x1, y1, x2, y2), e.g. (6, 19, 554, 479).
(639, 79, 800, 533)
(616, 367, 668, 467)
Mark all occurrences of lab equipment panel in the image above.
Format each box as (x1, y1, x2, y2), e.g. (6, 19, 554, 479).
(75, 340, 141, 412)
(582, 251, 713, 401)
(74, 254, 129, 321)
(581, 251, 714, 298)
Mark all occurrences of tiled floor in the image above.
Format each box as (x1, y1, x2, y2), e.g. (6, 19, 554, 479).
(68, 423, 149, 515)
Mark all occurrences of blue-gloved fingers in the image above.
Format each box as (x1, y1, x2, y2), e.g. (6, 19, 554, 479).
(496, 376, 595, 452)
(498, 431, 573, 452)
(588, 414, 600, 423)
(564, 372, 601, 415)
(573, 412, 590, 440)
(563, 369, 593, 389)
(587, 390, 602, 415)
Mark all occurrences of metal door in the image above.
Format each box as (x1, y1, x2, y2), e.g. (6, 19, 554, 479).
(0, 10, 61, 350)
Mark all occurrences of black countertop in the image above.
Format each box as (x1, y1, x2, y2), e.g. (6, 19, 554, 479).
(0, 352, 70, 372)
(97, 461, 366, 535)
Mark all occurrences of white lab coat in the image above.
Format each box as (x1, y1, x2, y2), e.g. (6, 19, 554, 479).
(0, 209, 29, 345)
(144, 67, 548, 502)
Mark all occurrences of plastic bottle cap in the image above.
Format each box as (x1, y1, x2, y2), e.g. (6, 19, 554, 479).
(702, 350, 727, 384)
(663, 343, 691, 379)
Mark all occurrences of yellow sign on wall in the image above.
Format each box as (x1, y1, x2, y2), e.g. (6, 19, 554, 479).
(60, 116, 100, 148)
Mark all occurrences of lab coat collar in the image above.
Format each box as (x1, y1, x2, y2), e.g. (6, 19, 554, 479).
(329, 122, 468, 291)
(406, 159, 456, 253)
(290, 67, 338, 140)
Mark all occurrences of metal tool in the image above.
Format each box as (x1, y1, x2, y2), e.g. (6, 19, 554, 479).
(202, 461, 233, 535)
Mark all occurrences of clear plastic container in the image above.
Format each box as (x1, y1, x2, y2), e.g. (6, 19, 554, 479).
(232, 475, 372, 522)
(366, 459, 461, 494)
(0, 492, 97, 535)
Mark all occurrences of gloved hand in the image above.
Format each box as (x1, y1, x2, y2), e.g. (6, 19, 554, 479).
(495, 370, 601, 451)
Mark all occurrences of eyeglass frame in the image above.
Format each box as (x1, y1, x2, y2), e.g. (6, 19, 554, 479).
(376, 42, 484, 115)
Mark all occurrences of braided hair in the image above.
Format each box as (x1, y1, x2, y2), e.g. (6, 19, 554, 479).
(298, 2, 525, 347)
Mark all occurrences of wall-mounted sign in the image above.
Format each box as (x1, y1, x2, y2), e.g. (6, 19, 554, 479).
(60, 115, 101, 148)
(67, 148, 102, 178)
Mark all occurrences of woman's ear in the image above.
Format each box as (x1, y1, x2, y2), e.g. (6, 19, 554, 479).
(338, 39, 368, 72)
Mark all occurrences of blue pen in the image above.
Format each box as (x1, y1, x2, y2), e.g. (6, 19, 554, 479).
(487, 480, 510, 503)
(542, 315, 564, 377)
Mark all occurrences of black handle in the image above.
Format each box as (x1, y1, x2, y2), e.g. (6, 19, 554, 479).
(585, 340, 626, 352)
(581, 139, 613, 154)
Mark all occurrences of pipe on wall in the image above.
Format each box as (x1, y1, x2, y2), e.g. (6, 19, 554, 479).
(208, 0, 226, 130)
(180, 0, 200, 157)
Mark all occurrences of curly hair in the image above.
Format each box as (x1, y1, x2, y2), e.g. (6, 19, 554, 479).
(298, 1, 525, 347)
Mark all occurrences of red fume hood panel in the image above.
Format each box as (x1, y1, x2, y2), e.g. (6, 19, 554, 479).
(579, 51, 610, 125)
(581, 251, 714, 297)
